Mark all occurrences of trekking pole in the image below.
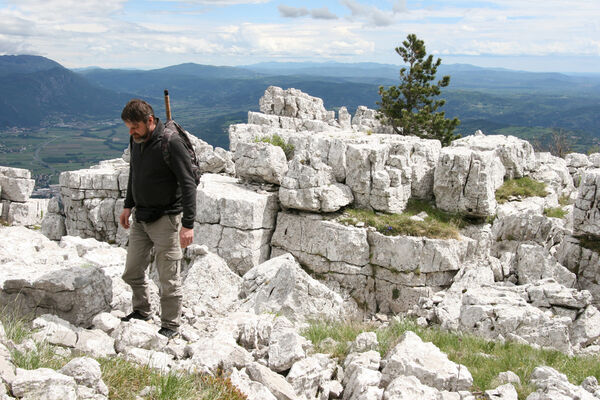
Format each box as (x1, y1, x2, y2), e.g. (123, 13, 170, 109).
(164, 89, 172, 121)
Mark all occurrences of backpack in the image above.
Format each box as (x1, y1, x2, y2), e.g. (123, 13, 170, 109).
(160, 119, 202, 185)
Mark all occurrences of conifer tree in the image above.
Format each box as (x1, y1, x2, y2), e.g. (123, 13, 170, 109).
(377, 34, 460, 146)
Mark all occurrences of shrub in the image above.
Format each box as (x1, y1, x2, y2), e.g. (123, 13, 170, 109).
(544, 207, 567, 219)
(255, 134, 294, 160)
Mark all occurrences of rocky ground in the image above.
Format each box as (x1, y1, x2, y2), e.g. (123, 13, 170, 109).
(0, 86, 599, 399)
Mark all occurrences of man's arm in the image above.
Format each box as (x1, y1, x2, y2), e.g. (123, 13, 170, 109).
(167, 135, 197, 248)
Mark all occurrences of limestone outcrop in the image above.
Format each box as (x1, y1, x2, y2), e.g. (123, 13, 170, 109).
(2, 86, 600, 400)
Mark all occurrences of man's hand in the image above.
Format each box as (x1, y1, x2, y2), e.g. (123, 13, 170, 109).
(180, 226, 194, 248)
(120, 208, 132, 229)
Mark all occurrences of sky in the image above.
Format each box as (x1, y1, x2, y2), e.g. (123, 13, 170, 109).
(0, 0, 599, 73)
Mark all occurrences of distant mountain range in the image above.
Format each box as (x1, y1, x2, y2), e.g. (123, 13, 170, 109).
(1, 55, 600, 153)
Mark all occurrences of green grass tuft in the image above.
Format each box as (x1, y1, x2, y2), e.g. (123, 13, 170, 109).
(543, 207, 567, 219)
(338, 199, 467, 240)
(558, 195, 571, 206)
(254, 134, 295, 160)
(495, 177, 548, 204)
(0, 305, 32, 344)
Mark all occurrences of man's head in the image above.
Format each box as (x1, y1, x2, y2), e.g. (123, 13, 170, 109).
(121, 99, 156, 143)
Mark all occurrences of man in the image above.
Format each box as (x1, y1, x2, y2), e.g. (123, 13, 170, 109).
(119, 99, 196, 339)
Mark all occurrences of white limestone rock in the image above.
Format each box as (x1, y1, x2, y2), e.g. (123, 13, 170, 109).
(338, 106, 352, 129)
(381, 331, 473, 391)
(41, 213, 67, 240)
(572, 169, 600, 237)
(383, 375, 443, 400)
(92, 313, 121, 334)
(234, 141, 289, 184)
(182, 249, 242, 316)
(495, 197, 546, 219)
(59, 357, 108, 397)
(239, 253, 350, 322)
(0, 229, 113, 328)
(343, 351, 383, 400)
(186, 336, 253, 375)
(513, 244, 576, 287)
(123, 348, 174, 373)
(246, 361, 301, 400)
(260, 86, 331, 122)
(434, 147, 505, 217)
(267, 317, 310, 372)
(272, 212, 370, 267)
(4, 198, 49, 226)
(11, 368, 78, 400)
(451, 133, 537, 179)
(352, 105, 393, 134)
(0, 175, 35, 202)
(526, 366, 596, 400)
(196, 174, 279, 230)
(570, 305, 600, 348)
(75, 329, 116, 358)
(32, 314, 79, 347)
(112, 319, 167, 353)
(230, 368, 278, 400)
(556, 236, 600, 307)
(484, 384, 518, 400)
(350, 332, 379, 353)
(286, 353, 336, 399)
(532, 152, 575, 198)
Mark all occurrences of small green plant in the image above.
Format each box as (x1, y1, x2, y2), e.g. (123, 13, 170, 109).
(301, 319, 375, 360)
(338, 199, 467, 240)
(11, 341, 70, 370)
(254, 134, 294, 160)
(544, 207, 567, 219)
(495, 177, 548, 204)
(0, 304, 32, 344)
(559, 194, 571, 206)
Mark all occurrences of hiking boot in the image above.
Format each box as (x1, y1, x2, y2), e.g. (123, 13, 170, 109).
(121, 310, 151, 322)
(158, 327, 180, 339)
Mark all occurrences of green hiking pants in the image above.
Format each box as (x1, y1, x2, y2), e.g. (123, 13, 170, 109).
(122, 212, 183, 330)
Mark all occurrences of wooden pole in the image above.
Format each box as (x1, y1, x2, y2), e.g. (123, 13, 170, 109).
(164, 89, 172, 121)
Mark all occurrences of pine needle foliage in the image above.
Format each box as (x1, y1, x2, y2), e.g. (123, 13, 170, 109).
(377, 34, 460, 146)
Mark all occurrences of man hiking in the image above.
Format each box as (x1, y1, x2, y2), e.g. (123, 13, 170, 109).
(119, 99, 196, 339)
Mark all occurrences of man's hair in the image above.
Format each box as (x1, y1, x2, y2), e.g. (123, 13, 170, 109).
(121, 99, 155, 123)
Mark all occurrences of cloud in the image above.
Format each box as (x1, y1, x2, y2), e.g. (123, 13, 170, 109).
(341, 0, 395, 26)
(157, 0, 270, 4)
(311, 7, 338, 20)
(278, 4, 338, 20)
(278, 5, 309, 18)
(393, 0, 407, 13)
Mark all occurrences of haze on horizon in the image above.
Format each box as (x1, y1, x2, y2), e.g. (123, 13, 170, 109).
(0, 0, 599, 74)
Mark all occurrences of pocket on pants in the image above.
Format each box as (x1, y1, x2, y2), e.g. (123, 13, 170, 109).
(167, 214, 181, 231)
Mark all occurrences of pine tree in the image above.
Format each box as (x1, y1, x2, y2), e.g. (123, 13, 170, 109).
(377, 34, 460, 146)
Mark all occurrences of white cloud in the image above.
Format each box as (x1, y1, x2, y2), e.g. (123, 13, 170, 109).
(341, 0, 396, 26)
(278, 5, 309, 18)
(278, 4, 338, 20)
(311, 7, 338, 20)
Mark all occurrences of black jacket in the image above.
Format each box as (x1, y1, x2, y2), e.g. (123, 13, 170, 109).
(124, 119, 196, 229)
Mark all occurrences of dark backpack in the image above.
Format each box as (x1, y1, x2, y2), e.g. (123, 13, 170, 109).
(160, 120, 202, 185)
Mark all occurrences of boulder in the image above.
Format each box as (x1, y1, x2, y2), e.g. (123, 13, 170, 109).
(484, 384, 518, 400)
(526, 366, 596, 400)
(182, 249, 242, 316)
(434, 147, 505, 217)
(41, 213, 67, 240)
(280, 154, 353, 212)
(286, 354, 336, 399)
(381, 331, 473, 391)
(0, 173, 35, 202)
(31, 314, 79, 347)
(230, 368, 278, 400)
(234, 141, 289, 184)
(267, 317, 310, 372)
(383, 375, 443, 400)
(556, 236, 600, 307)
(572, 169, 600, 237)
(239, 253, 350, 322)
(59, 357, 108, 397)
(531, 152, 574, 198)
(352, 105, 393, 134)
(112, 319, 167, 353)
(513, 244, 575, 287)
(246, 362, 301, 400)
(3, 198, 49, 226)
(11, 368, 77, 400)
(260, 86, 331, 122)
(451, 133, 537, 179)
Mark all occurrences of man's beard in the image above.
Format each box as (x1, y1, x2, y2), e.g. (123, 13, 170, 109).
(131, 126, 150, 143)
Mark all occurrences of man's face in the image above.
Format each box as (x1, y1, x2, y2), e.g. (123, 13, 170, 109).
(125, 117, 153, 143)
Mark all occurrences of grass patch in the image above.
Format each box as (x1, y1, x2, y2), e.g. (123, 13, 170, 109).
(255, 134, 295, 160)
(338, 199, 468, 240)
(495, 177, 548, 204)
(301, 319, 375, 359)
(0, 305, 32, 344)
(543, 207, 567, 219)
(100, 358, 247, 400)
(559, 194, 571, 206)
(11, 341, 71, 370)
(301, 318, 600, 399)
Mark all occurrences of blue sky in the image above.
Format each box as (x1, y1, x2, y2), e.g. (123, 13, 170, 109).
(0, 0, 599, 73)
